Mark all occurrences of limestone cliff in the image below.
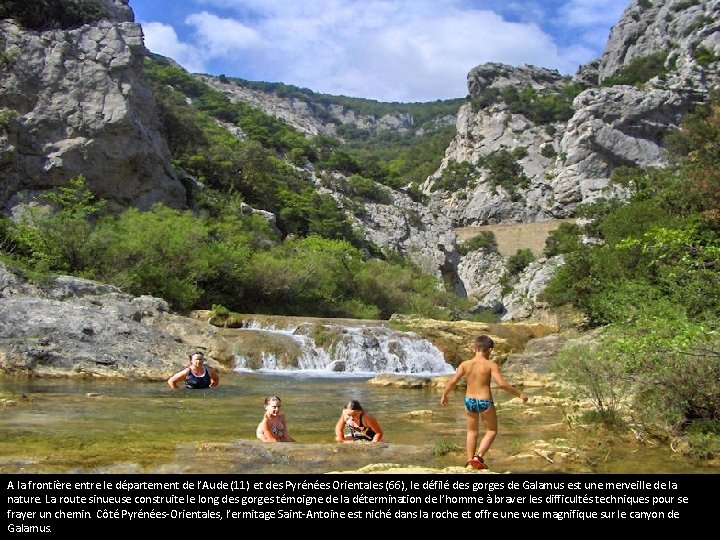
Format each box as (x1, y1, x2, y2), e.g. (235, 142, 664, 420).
(423, 0, 719, 318)
(0, 3, 186, 216)
(425, 0, 719, 227)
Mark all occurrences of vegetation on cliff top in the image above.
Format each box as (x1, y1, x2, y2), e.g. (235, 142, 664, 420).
(0, 0, 108, 30)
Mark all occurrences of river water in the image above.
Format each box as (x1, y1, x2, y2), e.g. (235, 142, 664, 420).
(0, 371, 714, 475)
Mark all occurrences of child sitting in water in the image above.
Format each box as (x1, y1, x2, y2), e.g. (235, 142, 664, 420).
(334, 400, 383, 443)
(256, 395, 295, 442)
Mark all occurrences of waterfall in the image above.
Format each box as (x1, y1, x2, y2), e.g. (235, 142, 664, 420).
(232, 318, 453, 376)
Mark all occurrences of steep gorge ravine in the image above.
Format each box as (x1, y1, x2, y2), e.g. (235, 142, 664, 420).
(1, 1, 718, 475)
(2, 1, 718, 321)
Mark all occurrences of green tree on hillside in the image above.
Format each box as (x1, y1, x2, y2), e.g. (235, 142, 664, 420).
(9, 175, 105, 273)
(545, 95, 720, 454)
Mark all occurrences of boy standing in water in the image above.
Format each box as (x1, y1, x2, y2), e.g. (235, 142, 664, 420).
(440, 335, 528, 469)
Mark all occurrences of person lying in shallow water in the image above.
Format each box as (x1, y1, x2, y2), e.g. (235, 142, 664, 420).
(256, 395, 295, 442)
(167, 351, 219, 389)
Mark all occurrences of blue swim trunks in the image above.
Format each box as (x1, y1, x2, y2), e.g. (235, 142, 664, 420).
(465, 397, 494, 413)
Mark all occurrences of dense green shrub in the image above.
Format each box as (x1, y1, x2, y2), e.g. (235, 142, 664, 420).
(671, 0, 701, 11)
(457, 231, 497, 255)
(499, 84, 581, 124)
(602, 51, 669, 87)
(506, 248, 535, 275)
(4, 185, 461, 318)
(540, 144, 557, 159)
(692, 43, 720, 66)
(404, 182, 428, 204)
(351, 257, 462, 320)
(9, 176, 105, 273)
(543, 222, 583, 257)
(470, 87, 501, 112)
(499, 248, 535, 296)
(0, 216, 14, 254)
(477, 149, 530, 200)
(647, 336, 719, 438)
(84, 205, 215, 310)
(343, 125, 457, 191)
(324, 174, 392, 204)
(0, 0, 108, 30)
(431, 160, 478, 192)
(317, 150, 361, 175)
(242, 236, 364, 316)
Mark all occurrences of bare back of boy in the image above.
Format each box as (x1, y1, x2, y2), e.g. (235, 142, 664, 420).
(462, 357, 495, 400)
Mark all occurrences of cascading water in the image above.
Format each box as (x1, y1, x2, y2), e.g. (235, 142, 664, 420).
(232, 318, 454, 376)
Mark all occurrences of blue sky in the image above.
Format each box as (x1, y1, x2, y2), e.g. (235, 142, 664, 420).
(131, 0, 630, 102)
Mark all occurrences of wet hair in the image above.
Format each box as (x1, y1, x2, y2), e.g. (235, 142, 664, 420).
(474, 335, 494, 353)
(344, 400, 364, 411)
(264, 395, 281, 405)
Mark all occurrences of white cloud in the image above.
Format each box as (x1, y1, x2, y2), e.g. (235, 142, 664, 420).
(182, 1, 576, 101)
(561, 0, 629, 27)
(140, 0, 628, 101)
(140, 22, 207, 73)
(185, 11, 262, 57)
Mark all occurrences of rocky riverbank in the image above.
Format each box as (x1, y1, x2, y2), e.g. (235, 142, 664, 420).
(0, 262, 560, 379)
